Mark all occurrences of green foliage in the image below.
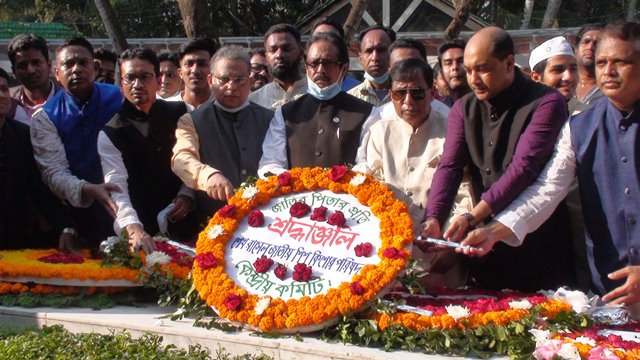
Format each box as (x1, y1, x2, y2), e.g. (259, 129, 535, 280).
(0, 290, 148, 309)
(0, 325, 274, 359)
(101, 239, 143, 269)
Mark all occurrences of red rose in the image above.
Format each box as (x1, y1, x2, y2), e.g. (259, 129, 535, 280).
(354, 242, 373, 257)
(328, 165, 347, 181)
(289, 201, 311, 218)
(310, 206, 327, 222)
(248, 210, 265, 227)
(38, 252, 84, 264)
(350, 281, 365, 295)
(274, 263, 287, 280)
(277, 172, 292, 186)
(195, 252, 217, 269)
(218, 204, 236, 218)
(382, 247, 406, 259)
(327, 210, 347, 227)
(253, 255, 274, 273)
(293, 263, 312, 282)
(224, 293, 242, 310)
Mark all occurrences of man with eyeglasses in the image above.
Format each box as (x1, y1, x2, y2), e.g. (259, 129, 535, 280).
(418, 27, 576, 292)
(361, 58, 472, 288)
(249, 48, 271, 91)
(166, 38, 218, 112)
(259, 32, 374, 177)
(31, 37, 123, 247)
(98, 48, 197, 253)
(172, 46, 273, 225)
(249, 24, 307, 111)
(8, 33, 61, 125)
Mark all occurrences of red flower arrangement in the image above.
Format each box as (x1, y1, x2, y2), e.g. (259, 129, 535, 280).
(37, 252, 84, 264)
(247, 210, 265, 227)
(277, 172, 292, 186)
(383, 247, 406, 259)
(354, 242, 373, 257)
(224, 293, 242, 310)
(195, 252, 217, 270)
(293, 263, 312, 282)
(289, 201, 311, 218)
(328, 165, 347, 181)
(253, 255, 274, 273)
(327, 210, 347, 227)
(350, 281, 365, 295)
(310, 206, 327, 221)
(274, 263, 287, 280)
(218, 204, 236, 218)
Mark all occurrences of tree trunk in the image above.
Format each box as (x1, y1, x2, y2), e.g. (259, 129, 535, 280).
(520, 0, 535, 29)
(445, 0, 471, 40)
(343, 0, 370, 43)
(541, 0, 561, 28)
(177, 0, 218, 41)
(627, 0, 637, 22)
(93, 0, 128, 53)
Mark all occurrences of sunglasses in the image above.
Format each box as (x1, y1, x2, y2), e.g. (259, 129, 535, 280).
(390, 88, 428, 101)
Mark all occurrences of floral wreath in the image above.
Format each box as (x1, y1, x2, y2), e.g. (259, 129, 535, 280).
(192, 166, 414, 332)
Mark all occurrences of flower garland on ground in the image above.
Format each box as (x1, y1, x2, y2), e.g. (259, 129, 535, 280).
(0, 281, 126, 296)
(192, 166, 414, 332)
(533, 326, 640, 359)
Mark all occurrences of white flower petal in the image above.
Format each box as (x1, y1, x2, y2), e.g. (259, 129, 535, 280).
(145, 251, 171, 266)
(445, 305, 471, 321)
(509, 299, 533, 310)
(207, 225, 224, 239)
(574, 336, 597, 347)
(557, 343, 580, 360)
(349, 174, 366, 186)
(242, 185, 259, 199)
(254, 296, 271, 315)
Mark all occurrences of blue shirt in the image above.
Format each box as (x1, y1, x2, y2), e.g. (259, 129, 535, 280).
(42, 82, 123, 184)
(570, 98, 640, 294)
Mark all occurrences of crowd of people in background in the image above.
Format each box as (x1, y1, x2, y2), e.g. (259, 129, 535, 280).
(2, 18, 639, 308)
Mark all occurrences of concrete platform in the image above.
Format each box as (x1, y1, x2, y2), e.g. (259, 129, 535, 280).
(0, 305, 485, 359)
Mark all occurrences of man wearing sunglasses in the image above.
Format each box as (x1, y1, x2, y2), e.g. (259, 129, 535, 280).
(259, 32, 374, 177)
(98, 48, 198, 253)
(419, 27, 576, 292)
(362, 58, 473, 288)
(173, 46, 273, 226)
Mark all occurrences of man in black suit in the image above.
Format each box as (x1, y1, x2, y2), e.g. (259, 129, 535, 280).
(0, 68, 75, 250)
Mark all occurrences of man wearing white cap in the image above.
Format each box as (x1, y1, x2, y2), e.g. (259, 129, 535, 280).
(529, 36, 586, 114)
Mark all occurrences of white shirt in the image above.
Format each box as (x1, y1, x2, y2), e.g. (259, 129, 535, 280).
(98, 131, 194, 234)
(494, 121, 576, 245)
(30, 108, 90, 207)
(248, 77, 307, 111)
(165, 91, 213, 112)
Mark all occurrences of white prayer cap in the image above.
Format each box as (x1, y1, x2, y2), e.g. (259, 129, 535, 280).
(528, 36, 575, 71)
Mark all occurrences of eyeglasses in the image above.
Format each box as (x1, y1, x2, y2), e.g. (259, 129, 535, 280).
(122, 72, 155, 85)
(390, 88, 428, 101)
(305, 60, 342, 70)
(250, 64, 268, 73)
(214, 76, 248, 86)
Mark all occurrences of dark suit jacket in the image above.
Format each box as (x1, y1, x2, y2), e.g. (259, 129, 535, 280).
(0, 118, 72, 249)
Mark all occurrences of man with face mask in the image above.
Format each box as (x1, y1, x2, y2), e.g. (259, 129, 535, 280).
(172, 46, 273, 226)
(259, 32, 374, 177)
(348, 25, 396, 106)
(249, 24, 307, 111)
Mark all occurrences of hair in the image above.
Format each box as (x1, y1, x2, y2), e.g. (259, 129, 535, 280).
(8, 34, 49, 66)
(264, 23, 301, 44)
(94, 48, 117, 65)
(438, 39, 466, 67)
(308, 32, 349, 65)
(491, 31, 515, 61)
(357, 25, 396, 45)
(390, 58, 434, 89)
(210, 45, 251, 74)
(532, 59, 548, 75)
(389, 38, 427, 59)
(432, 62, 442, 75)
(602, 21, 640, 51)
(55, 37, 94, 58)
(157, 50, 179, 68)
(312, 17, 344, 39)
(119, 47, 160, 76)
(249, 48, 266, 58)
(178, 38, 217, 61)
(0, 68, 9, 83)
(576, 22, 605, 45)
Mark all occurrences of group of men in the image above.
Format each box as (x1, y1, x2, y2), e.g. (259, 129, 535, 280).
(3, 19, 639, 307)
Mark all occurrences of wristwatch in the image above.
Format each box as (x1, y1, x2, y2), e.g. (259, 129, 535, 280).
(462, 213, 477, 227)
(62, 227, 77, 236)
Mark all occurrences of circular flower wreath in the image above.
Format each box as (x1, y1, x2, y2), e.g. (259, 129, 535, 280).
(192, 166, 414, 332)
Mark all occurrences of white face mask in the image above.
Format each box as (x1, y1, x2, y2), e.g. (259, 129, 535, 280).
(364, 71, 389, 84)
(306, 70, 344, 101)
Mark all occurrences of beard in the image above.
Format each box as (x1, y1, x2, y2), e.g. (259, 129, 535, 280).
(269, 60, 301, 82)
